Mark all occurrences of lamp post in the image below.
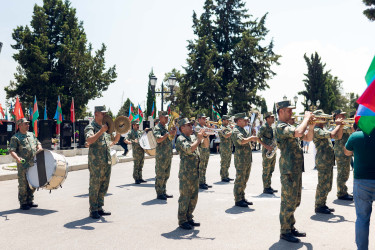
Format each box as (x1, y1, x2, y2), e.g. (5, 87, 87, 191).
(0, 42, 3, 54)
(283, 95, 287, 101)
(293, 95, 298, 107)
(150, 74, 177, 111)
(307, 99, 320, 111)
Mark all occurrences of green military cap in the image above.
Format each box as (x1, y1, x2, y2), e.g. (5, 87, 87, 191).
(94, 106, 107, 113)
(16, 118, 30, 125)
(222, 115, 230, 120)
(313, 109, 327, 116)
(333, 109, 346, 115)
(131, 120, 139, 125)
(276, 100, 295, 110)
(264, 112, 274, 119)
(234, 112, 249, 120)
(178, 118, 191, 127)
(197, 113, 207, 118)
(154, 118, 160, 123)
(158, 111, 168, 117)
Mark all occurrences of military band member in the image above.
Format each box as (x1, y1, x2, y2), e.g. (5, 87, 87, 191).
(125, 120, 147, 184)
(333, 109, 354, 201)
(176, 118, 209, 230)
(313, 110, 343, 214)
(219, 115, 233, 182)
(195, 114, 212, 189)
(231, 112, 261, 208)
(153, 111, 176, 200)
(85, 106, 113, 219)
(258, 112, 278, 194)
(9, 118, 43, 210)
(275, 100, 314, 243)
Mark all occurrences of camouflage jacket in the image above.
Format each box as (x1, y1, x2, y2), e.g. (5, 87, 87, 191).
(219, 125, 232, 148)
(275, 121, 304, 174)
(153, 123, 172, 157)
(85, 120, 112, 166)
(334, 126, 352, 157)
(313, 127, 334, 167)
(126, 129, 144, 153)
(9, 131, 41, 167)
(258, 122, 275, 153)
(176, 133, 200, 176)
(231, 125, 252, 158)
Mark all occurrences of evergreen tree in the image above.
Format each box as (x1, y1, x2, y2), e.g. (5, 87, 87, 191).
(6, 0, 117, 119)
(145, 68, 156, 119)
(363, 0, 375, 21)
(117, 98, 134, 117)
(259, 98, 268, 114)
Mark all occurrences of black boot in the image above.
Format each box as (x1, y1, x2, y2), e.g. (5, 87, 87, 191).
(188, 220, 200, 227)
(291, 228, 306, 237)
(27, 202, 38, 208)
(164, 194, 173, 198)
(90, 211, 100, 219)
(263, 188, 274, 194)
(98, 209, 111, 216)
(199, 184, 208, 190)
(135, 179, 141, 184)
(20, 204, 31, 210)
(315, 206, 332, 214)
(179, 222, 193, 230)
(235, 200, 248, 208)
(157, 194, 167, 200)
(140, 179, 147, 183)
(280, 233, 301, 243)
(338, 194, 353, 201)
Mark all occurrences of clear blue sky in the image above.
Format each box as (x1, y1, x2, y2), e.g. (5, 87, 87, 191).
(0, 0, 374, 115)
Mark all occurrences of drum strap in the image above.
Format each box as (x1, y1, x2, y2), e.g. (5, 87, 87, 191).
(36, 151, 48, 187)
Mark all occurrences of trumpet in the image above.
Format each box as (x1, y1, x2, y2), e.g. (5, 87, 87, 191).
(295, 115, 333, 124)
(194, 127, 222, 135)
(329, 119, 355, 126)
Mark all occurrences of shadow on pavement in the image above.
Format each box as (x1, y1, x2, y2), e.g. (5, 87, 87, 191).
(145, 177, 155, 182)
(225, 206, 255, 214)
(198, 189, 215, 193)
(0, 208, 57, 220)
(333, 199, 354, 207)
(269, 239, 313, 250)
(213, 181, 232, 185)
(252, 193, 280, 199)
(64, 216, 110, 230)
(161, 228, 215, 240)
(310, 213, 353, 223)
(74, 193, 113, 198)
(142, 199, 167, 206)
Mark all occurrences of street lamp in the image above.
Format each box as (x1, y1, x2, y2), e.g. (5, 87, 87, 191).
(0, 42, 3, 54)
(150, 74, 177, 111)
(293, 95, 298, 107)
(316, 100, 320, 108)
(283, 95, 287, 101)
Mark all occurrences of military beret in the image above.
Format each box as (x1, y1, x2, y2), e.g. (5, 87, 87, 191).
(94, 106, 107, 113)
(154, 118, 160, 123)
(264, 112, 274, 119)
(234, 112, 249, 120)
(16, 118, 30, 125)
(197, 113, 207, 119)
(276, 100, 295, 110)
(131, 120, 140, 125)
(158, 111, 168, 117)
(333, 109, 346, 115)
(222, 115, 230, 120)
(178, 118, 191, 127)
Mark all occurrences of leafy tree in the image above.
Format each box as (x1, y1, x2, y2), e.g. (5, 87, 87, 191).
(363, 0, 375, 21)
(117, 98, 134, 117)
(145, 68, 156, 119)
(343, 92, 359, 117)
(5, 0, 117, 119)
(259, 98, 268, 114)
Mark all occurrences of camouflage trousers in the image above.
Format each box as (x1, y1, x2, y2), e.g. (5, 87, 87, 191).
(280, 172, 302, 234)
(315, 166, 333, 208)
(220, 146, 232, 179)
(178, 170, 199, 225)
(336, 156, 351, 197)
(199, 148, 210, 185)
(262, 152, 276, 189)
(89, 163, 111, 212)
(17, 164, 35, 205)
(132, 148, 145, 181)
(155, 155, 172, 195)
(233, 154, 252, 202)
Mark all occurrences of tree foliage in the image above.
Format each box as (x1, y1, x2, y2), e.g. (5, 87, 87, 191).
(180, 0, 280, 116)
(117, 98, 135, 117)
(145, 68, 156, 119)
(363, 0, 375, 21)
(5, 0, 117, 119)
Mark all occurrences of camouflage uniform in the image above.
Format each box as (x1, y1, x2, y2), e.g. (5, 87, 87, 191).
(85, 120, 112, 212)
(313, 127, 335, 208)
(231, 125, 252, 202)
(219, 124, 232, 180)
(9, 131, 40, 206)
(334, 126, 352, 197)
(195, 123, 210, 185)
(126, 129, 145, 181)
(258, 122, 276, 189)
(176, 132, 200, 225)
(153, 122, 173, 196)
(275, 121, 304, 234)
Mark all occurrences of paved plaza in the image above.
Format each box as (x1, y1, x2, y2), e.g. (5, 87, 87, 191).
(0, 150, 373, 250)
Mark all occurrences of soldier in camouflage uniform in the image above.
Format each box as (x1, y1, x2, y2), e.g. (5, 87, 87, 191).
(258, 112, 278, 194)
(85, 106, 113, 219)
(153, 111, 176, 200)
(219, 115, 233, 182)
(231, 112, 261, 208)
(176, 118, 209, 230)
(9, 118, 43, 210)
(125, 121, 147, 184)
(312, 110, 344, 214)
(333, 109, 354, 201)
(275, 100, 314, 243)
(195, 114, 212, 189)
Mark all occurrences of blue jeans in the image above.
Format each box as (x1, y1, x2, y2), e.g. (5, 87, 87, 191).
(354, 179, 375, 250)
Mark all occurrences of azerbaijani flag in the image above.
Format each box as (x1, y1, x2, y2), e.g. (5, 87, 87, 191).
(32, 96, 39, 137)
(138, 104, 144, 123)
(54, 96, 63, 124)
(212, 105, 221, 120)
(29, 105, 33, 120)
(70, 98, 75, 123)
(44, 101, 48, 120)
(13, 97, 24, 121)
(151, 101, 155, 119)
(0, 104, 5, 119)
(129, 103, 135, 121)
(356, 55, 375, 135)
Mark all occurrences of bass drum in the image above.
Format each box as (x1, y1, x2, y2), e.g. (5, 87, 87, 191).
(139, 130, 157, 156)
(26, 149, 68, 190)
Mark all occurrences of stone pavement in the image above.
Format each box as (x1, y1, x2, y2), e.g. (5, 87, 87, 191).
(0, 150, 374, 250)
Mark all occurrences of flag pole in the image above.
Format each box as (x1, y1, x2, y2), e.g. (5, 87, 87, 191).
(73, 98, 76, 150)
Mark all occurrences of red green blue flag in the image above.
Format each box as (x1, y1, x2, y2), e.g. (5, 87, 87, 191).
(129, 103, 136, 121)
(32, 96, 39, 137)
(138, 105, 144, 123)
(54, 96, 63, 124)
(151, 101, 155, 119)
(167, 104, 171, 115)
(44, 101, 48, 120)
(13, 97, 24, 121)
(212, 105, 221, 120)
